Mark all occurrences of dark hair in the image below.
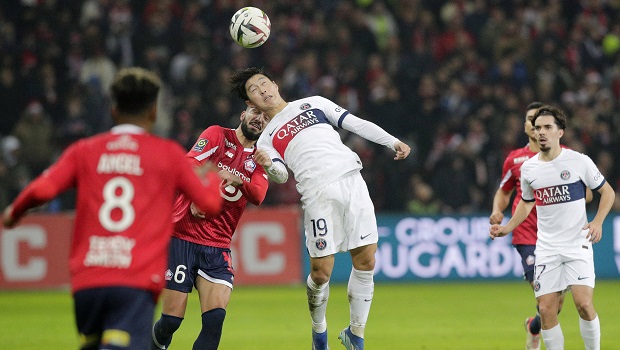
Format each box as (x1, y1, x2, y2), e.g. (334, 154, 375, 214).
(229, 67, 273, 100)
(532, 105, 567, 130)
(526, 101, 544, 112)
(111, 67, 161, 115)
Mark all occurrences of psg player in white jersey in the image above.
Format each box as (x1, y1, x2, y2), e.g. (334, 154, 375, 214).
(151, 106, 269, 350)
(2, 67, 223, 349)
(490, 105, 615, 350)
(230, 67, 411, 350)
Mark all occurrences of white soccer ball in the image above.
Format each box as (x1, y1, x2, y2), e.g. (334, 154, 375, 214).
(229, 7, 271, 48)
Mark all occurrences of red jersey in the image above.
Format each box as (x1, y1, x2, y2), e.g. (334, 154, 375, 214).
(499, 144, 538, 245)
(172, 126, 268, 248)
(9, 125, 223, 296)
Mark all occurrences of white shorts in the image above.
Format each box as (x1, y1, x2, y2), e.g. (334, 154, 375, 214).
(533, 250, 595, 298)
(302, 172, 378, 258)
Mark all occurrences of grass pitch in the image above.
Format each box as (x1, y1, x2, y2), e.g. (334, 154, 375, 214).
(2, 280, 619, 349)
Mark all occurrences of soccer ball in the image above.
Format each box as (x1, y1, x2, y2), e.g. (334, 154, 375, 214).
(229, 7, 271, 48)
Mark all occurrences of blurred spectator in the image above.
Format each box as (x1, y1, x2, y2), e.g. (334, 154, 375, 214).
(57, 93, 93, 149)
(0, 135, 32, 206)
(11, 101, 55, 177)
(406, 175, 440, 216)
(2, 0, 619, 213)
(0, 66, 22, 136)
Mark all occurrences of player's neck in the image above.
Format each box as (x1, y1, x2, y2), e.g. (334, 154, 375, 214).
(539, 145, 561, 161)
(266, 100, 288, 119)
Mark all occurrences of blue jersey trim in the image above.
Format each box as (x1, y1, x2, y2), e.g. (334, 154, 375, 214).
(273, 158, 285, 165)
(337, 111, 349, 128)
(593, 179, 606, 191)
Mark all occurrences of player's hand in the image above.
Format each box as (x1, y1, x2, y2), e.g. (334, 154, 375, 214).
(190, 202, 206, 219)
(193, 161, 218, 179)
(2, 205, 16, 228)
(489, 224, 508, 240)
(219, 170, 243, 187)
(394, 141, 411, 160)
(489, 211, 504, 225)
(583, 221, 603, 243)
(254, 149, 273, 168)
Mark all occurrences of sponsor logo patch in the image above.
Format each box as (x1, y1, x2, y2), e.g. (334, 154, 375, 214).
(224, 138, 237, 150)
(193, 138, 208, 152)
(225, 151, 234, 158)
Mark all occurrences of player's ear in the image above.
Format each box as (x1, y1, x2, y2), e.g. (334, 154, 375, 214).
(148, 103, 157, 123)
(558, 129, 564, 138)
(240, 110, 246, 122)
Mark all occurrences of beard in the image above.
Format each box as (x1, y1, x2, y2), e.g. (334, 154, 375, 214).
(241, 122, 260, 141)
(539, 144, 550, 152)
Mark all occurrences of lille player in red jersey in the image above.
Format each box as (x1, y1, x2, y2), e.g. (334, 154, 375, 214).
(2, 67, 223, 350)
(490, 102, 591, 350)
(151, 106, 270, 350)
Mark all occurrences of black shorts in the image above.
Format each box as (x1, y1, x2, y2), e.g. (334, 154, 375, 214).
(165, 236, 235, 292)
(73, 287, 155, 350)
(514, 244, 537, 283)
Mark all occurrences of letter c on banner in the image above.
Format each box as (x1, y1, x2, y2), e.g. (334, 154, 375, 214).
(240, 223, 285, 274)
(1, 226, 47, 281)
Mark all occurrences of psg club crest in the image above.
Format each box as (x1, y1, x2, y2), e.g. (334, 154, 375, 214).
(315, 238, 327, 251)
(300, 103, 311, 110)
(244, 159, 257, 173)
(193, 138, 208, 152)
(533, 280, 541, 292)
(560, 170, 571, 180)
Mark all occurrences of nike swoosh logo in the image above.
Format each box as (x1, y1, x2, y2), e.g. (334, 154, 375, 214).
(577, 276, 589, 280)
(268, 127, 278, 136)
(364, 299, 372, 302)
(360, 233, 372, 240)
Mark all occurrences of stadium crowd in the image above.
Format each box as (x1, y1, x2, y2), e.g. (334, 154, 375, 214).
(1, 0, 619, 214)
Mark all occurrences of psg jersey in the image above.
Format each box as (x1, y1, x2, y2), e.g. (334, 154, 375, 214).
(520, 148, 605, 255)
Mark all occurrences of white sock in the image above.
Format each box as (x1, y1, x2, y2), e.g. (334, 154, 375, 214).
(542, 323, 564, 350)
(306, 275, 329, 333)
(580, 315, 600, 350)
(348, 268, 374, 338)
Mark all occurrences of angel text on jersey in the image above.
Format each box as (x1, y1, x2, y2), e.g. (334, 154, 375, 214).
(273, 110, 323, 140)
(535, 182, 584, 205)
(97, 153, 144, 176)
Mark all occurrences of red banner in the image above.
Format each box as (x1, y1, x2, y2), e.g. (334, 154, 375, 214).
(0, 207, 302, 289)
(0, 213, 73, 289)
(230, 206, 302, 285)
